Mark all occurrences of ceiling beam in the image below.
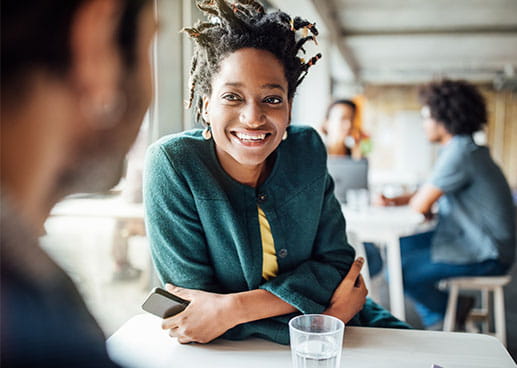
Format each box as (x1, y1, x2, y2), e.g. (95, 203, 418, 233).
(342, 26, 517, 37)
(309, 0, 361, 83)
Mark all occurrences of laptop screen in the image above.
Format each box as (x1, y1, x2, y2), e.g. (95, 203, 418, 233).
(327, 157, 368, 203)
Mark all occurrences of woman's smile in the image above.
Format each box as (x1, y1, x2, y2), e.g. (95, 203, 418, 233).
(230, 130, 272, 147)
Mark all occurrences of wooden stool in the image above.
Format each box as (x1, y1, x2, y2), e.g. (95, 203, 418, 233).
(441, 275, 511, 346)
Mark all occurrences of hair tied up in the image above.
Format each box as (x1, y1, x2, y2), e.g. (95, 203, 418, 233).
(184, 0, 321, 124)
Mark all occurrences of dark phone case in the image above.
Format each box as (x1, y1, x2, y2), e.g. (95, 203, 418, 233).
(141, 287, 190, 318)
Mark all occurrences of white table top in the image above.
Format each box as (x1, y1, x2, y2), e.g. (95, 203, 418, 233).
(106, 314, 516, 368)
(50, 195, 144, 220)
(342, 205, 435, 241)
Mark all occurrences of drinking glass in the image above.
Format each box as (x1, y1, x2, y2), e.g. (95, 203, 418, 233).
(289, 314, 344, 368)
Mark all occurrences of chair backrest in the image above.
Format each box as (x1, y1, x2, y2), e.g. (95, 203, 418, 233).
(327, 156, 368, 204)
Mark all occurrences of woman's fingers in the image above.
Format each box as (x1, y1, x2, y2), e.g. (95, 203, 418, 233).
(357, 274, 368, 296)
(331, 257, 365, 304)
(344, 257, 364, 284)
(165, 283, 194, 300)
(177, 336, 193, 344)
(162, 315, 180, 330)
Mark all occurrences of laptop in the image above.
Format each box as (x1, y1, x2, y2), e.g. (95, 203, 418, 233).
(327, 156, 368, 204)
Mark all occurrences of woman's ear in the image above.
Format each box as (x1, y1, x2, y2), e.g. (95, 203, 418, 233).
(287, 99, 293, 126)
(202, 95, 210, 124)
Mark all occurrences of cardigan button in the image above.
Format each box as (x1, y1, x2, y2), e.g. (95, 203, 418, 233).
(278, 248, 288, 258)
(257, 193, 267, 202)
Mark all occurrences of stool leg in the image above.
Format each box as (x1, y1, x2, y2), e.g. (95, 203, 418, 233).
(444, 285, 459, 331)
(493, 287, 506, 346)
(481, 288, 489, 333)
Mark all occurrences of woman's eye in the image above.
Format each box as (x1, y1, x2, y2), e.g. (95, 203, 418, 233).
(222, 94, 241, 102)
(264, 96, 283, 104)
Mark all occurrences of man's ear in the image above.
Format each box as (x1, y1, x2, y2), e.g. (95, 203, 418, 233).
(69, 0, 122, 114)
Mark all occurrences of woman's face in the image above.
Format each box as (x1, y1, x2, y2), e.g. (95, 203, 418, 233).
(204, 48, 291, 179)
(327, 103, 354, 137)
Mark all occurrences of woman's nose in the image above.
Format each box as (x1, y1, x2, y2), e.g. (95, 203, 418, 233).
(239, 102, 265, 127)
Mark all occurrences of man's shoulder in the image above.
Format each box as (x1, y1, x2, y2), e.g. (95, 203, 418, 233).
(1, 255, 118, 367)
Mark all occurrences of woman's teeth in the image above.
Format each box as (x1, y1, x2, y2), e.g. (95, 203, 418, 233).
(234, 132, 267, 141)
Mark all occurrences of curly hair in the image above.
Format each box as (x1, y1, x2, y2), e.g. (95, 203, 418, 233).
(418, 79, 487, 135)
(183, 0, 322, 124)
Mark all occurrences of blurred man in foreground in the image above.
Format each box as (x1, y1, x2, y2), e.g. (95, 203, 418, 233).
(379, 79, 515, 329)
(1, 0, 156, 365)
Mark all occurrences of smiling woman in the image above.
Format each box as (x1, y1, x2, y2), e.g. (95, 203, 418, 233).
(143, 0, 409, 346)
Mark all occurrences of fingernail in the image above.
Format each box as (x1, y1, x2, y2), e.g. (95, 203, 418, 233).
(357, 257, 365, 264)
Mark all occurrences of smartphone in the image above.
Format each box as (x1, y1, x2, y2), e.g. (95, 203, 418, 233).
(141, 287, 190, 319)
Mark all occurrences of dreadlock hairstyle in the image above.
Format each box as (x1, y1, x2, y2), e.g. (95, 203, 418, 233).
(183, 0, 322, 124)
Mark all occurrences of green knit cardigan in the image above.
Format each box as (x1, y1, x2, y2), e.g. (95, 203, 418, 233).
(144, 125, 408, 345)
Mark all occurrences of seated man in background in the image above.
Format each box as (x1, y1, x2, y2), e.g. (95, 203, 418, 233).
(379, 79, 515, 329)
(1, 0, 155, 365)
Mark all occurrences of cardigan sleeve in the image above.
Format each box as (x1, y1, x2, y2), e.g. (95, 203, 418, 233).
(259, 172, 355, 314)
(143, 143, 222, 292)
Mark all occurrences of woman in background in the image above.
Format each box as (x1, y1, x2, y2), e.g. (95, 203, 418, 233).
(320, 99, 371, 160)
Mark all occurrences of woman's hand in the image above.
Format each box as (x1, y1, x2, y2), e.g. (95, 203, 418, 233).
(324, 257, 368, 323)
(161, 284, 238, 344)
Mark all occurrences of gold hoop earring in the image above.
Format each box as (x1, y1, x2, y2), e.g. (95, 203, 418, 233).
(202, 126, 212, 140)
(282, 130, 288, 141)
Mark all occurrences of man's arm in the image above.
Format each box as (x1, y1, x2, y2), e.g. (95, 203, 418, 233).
(409, 184, 443, 215)
(376, 184, 443, 216)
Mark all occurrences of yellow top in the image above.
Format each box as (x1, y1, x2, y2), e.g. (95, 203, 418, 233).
(258, 206, 278, 280)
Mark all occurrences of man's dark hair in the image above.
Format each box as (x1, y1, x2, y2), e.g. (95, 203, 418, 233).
(1, 0, 149, 92)
(418, 79, 488, 135)
(325, 99, 357, 119)
(184, 0, 322, 123)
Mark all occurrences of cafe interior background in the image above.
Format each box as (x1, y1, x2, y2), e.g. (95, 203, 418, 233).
(43, 0, 517, 360)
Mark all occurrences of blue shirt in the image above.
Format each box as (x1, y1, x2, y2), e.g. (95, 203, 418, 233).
(429, 135, 515, 265)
